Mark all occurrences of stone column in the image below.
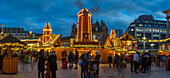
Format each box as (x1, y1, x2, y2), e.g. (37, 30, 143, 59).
(167, 17, 169, 38)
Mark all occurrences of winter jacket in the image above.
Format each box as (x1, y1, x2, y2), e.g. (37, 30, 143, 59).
(48, 52, 57, 71)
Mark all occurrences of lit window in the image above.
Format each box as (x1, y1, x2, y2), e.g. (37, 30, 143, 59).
(131, 29, 134, 31)
(137, 34, 141, 36)
(93, 35, 96, 39)
(139, 24, 143, 26)
(137, 29, 139, 31)
(130, 24, 135, 27)
(160, 30, 162, 32)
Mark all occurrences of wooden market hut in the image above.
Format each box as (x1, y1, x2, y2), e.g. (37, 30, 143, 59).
(0, 34, 27, 73)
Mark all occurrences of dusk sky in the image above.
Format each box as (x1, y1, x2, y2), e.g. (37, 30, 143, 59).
(0, 0, 169, 36)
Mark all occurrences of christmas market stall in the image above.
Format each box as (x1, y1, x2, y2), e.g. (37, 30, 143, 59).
(0, 34, 27, 74)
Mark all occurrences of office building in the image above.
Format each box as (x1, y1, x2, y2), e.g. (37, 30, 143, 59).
(126, 15, 170, 52)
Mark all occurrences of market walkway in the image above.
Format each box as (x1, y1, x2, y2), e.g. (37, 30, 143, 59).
(0, 61, 169, 78)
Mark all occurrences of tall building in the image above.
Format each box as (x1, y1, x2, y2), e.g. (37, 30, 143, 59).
(115, 29, 123, 38)
(0, 24, 29, 38)
(71, 19, 108, 44)
(126, 15, 170, 52)
(76, 8, 93, 42)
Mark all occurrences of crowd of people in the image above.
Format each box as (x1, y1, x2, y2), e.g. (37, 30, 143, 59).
(107, 51, 170, 73)
(0, 49, 169, 78)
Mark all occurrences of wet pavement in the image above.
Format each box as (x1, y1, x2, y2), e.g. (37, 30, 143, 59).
(0, 61, 169, 78)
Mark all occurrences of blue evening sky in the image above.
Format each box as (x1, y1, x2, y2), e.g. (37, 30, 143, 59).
(0, 0, 169, 36)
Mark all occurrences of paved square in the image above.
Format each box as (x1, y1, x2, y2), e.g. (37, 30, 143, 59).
(0, 61, 169, 78)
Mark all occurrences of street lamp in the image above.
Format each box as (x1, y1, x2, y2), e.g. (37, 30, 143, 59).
(150, 43, 154, 51)
(142, 37, 146, 51)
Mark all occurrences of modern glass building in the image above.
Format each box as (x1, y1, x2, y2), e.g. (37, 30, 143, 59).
(126, 15, 170, 52)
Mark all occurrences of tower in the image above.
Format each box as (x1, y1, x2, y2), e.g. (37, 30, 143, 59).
(110, 29, 116, 39)
(77, 8, 92, 42)
(43, 22, 52, 43)
(71, 23, 77, 38)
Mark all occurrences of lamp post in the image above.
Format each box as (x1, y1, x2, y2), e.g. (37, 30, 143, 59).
(150, 43, 154, 51)
(143, 37, 146, 51)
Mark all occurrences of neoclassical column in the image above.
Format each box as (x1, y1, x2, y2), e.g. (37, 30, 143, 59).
(167, 17, 169, 38)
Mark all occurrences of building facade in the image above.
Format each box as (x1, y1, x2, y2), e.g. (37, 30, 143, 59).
(126, 15, 170, 52)
(115, 29, 123, 38)
(71, 19, 108, 45)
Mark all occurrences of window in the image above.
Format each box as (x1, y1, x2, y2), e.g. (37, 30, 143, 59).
(160, 26, 166, 28)
(153, 33, 159, 37)
(137, 33, 142, 36)
(158, 22, 163, 24)
(160, 30, 162, 32)
(150, 21, 156, 24)
(95, 27, 98, 31)
(130, 24, 135, 27)
(143, 21, 149, 23)
(144, 24, 151, 27)
(139, 24, 143, 26)
(129, 28, 134, 31)
(93, 35, 96, 39)
(152, 25, 159, 28)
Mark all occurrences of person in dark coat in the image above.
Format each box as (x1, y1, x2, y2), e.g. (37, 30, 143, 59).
(141, 52, 147, 73)
(130, 55, 134, 72)
(48, 51, 57, 78)
(107, 54, 112, 68)
(0, 51, 3, 71)
(113, 54, 119, 69)
(80, 52, 88, 78)
(38, 49, 46, 78)
(68, 51, 74, 69)
(147, 53, 151, 72)
(74, 50, 79, 69)
(95, 50, 101, 76)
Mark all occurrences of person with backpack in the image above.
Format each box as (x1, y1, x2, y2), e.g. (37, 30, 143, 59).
(107, 54, 112, 68)
(113, 54, 119, 69)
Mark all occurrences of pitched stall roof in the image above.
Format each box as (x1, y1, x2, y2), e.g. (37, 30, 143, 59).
(0, 34, 26, 45)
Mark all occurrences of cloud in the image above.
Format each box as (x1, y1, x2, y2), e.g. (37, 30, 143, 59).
(0, 0, 169, 36)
